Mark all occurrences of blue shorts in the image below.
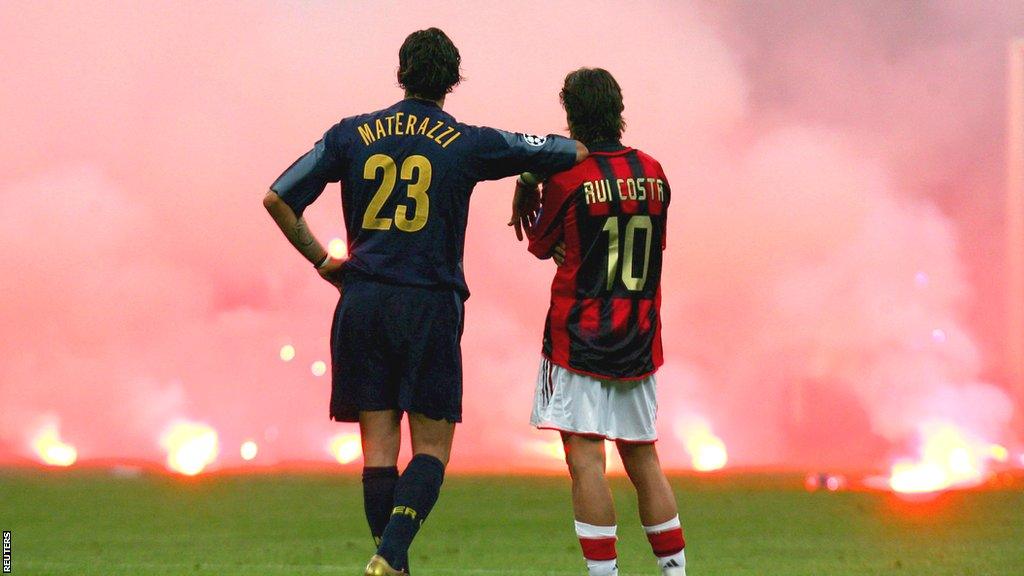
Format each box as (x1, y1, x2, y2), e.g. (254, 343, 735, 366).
(330, 275, 464, 423)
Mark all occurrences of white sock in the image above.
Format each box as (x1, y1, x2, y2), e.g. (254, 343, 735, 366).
(586, 557, 618, 576)
(575, 521, 618, 576)
(644, 515, 686, 575)
(659, 551, 686, 576)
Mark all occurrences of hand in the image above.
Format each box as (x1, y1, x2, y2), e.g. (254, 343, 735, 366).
(317, 256, 346, 293)
(552, 241, 565, 266)
(508, 180, 541, 241)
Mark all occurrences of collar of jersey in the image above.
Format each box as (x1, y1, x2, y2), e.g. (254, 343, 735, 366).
(587, 140, 627, 154)
(401, 97, 442, 109)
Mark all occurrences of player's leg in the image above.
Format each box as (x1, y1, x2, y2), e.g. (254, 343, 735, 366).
(360, 409, 402, 547)
(617, 442, 676, 525)
(370, 286, 462, 574)
(563, 432, 619, 576)
(329, 282, 402, 553)
(618, 441, 686, 575)
(374, 413, 454, 572)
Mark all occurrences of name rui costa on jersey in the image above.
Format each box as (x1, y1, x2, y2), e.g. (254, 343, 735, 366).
(357, 112, 462, 148)
(583, 176, 666, 205)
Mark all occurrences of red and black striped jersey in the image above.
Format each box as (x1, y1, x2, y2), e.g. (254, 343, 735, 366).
(527, 143, 670, 380)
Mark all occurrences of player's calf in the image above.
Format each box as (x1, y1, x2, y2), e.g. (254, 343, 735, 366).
(362, 466, 399, 546)
(375, 453, 445, 572)
(617, 442, 686, 575)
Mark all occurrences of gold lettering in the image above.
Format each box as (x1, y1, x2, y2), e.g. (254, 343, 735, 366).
(442, 131, 461, 148)
(375, 119, 386, 139)
(392, 505, 418, 519)
(357, 123, 375, 146)
(426, 120, 444, 139)
(434, 126, 454, 145)
(418, 117, 430, 135)
(405, 114, 418, 135)
(394, 112, 404, 135)
(385, 115, 395, 136)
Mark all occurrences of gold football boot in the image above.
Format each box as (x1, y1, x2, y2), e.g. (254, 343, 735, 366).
(364, 554, 405, 576)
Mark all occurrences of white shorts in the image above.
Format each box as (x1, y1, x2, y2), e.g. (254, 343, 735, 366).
(530, 358, 658, 443)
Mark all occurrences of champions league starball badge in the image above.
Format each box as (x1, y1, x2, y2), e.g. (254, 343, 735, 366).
(523, 134, 547, 146)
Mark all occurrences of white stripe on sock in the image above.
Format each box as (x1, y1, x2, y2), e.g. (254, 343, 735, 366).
(575, 521, 617, 539)
(643, 515, 681, 534)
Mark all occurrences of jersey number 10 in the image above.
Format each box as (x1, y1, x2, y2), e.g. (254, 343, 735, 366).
(602, 215, 653, 292)
(362, 154, 432, 232)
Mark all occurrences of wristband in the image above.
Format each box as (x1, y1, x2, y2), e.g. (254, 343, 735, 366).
(315, 252, 331, 269)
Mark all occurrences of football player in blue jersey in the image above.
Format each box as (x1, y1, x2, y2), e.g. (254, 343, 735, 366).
(263, 28, 588, 576)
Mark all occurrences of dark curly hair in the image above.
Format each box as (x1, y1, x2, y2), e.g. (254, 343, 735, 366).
(398, 28, 463, 101)
(559, 68, 625, 146)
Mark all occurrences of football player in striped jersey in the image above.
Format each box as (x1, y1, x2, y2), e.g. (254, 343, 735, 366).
(515, 68, 686, 576)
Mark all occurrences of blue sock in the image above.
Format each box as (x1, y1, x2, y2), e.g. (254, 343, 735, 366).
(377, 454, 446, 571)
(362, 466, 399, 546)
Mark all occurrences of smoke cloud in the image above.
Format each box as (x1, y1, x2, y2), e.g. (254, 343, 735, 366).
(1, 1, 1020, 472)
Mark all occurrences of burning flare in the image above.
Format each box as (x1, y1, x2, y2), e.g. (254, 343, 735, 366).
(279, 344, 296, 362)
(327, 237, 349, 260)
(889, 422, 1004, 494)
(240, 440, 258, 461)
(675, 417, 728, 472)
(328, 432, 362, 464)
(311, 360, 327, 377)
(528, 439, 566, 461)
(160, 421, 219, 476)
(31, 422, 78, 467)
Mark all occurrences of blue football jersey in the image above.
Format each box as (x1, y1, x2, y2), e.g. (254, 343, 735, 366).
(271, 98, 578, 298)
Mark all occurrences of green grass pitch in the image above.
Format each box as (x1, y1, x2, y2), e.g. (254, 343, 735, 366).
(1, 470, 1021, 575)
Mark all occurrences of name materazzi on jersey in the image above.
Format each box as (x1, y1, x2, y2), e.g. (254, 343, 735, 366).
(357, 112, 462, 148)
(583, 176, 666, 205)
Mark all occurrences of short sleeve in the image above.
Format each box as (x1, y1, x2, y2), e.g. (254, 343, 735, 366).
(270, 121, 350, 216)
(527, 177, 574, 259)
(471, 128, 577, 182)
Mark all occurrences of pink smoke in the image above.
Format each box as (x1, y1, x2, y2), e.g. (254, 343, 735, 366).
(0, 1, 1020, 473)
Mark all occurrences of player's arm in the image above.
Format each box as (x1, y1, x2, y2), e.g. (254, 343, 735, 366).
(263, 191, 328, 266)
(482, 131, 585, 238)
(509, 173, 542, 241)
(263, 190, 345, 289)
(473, 128, 587, 182)
(264, 128, 348, 287)
(524, 178, 570, 261)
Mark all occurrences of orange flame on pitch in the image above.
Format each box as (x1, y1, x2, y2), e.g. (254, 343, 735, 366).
(31, 422, 78, 467)
(889, 422, 1005, 494)
(526, 438, 625, 473)
(160, 421, 219, 476)
(328, 433, 362, 464)
(675, 417, 728, 471)
(528, 439, 566, 461)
